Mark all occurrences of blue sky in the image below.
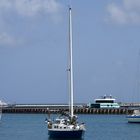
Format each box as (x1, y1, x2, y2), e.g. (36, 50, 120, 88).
(1, 0, 140, 104)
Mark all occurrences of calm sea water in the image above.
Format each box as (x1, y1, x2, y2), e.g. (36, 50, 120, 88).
(0, 114, 140, 140)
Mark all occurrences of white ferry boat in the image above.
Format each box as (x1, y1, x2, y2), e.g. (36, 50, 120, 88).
(88, 95, 120, 108)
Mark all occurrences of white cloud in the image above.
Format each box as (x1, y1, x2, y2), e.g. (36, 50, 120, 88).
(0, 0, 62, 18)
(0, 0, 63, 47)
(0, 33, 16, 46)
(0, 32, 23, 47)
(123, 0, 140, 11)
(106, 0, 140, 25)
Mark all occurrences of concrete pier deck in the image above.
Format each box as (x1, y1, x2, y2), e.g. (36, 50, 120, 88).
(2, 104, 135, 114)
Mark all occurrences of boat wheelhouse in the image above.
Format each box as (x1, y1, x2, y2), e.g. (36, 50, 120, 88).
(88, 95, 120, 108)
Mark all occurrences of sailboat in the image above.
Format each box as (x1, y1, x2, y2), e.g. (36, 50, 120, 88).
(46, 7, 85, 138)
(127, 109, 140, 123)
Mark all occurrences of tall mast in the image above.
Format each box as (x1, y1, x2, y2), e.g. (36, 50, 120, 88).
(0, 101, 2, 121)
(69, 7, 74, 118)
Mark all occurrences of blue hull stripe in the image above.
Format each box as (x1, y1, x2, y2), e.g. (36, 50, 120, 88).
(126, 116, 140, 118)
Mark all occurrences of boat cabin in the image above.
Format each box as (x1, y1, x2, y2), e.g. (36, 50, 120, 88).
(88, 95, 120, 108)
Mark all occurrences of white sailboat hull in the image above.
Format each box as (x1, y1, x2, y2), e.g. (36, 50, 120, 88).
(127, 116, 140, 123)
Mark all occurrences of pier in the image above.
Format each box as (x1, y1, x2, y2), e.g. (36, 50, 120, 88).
(1, 104, 137, 114)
